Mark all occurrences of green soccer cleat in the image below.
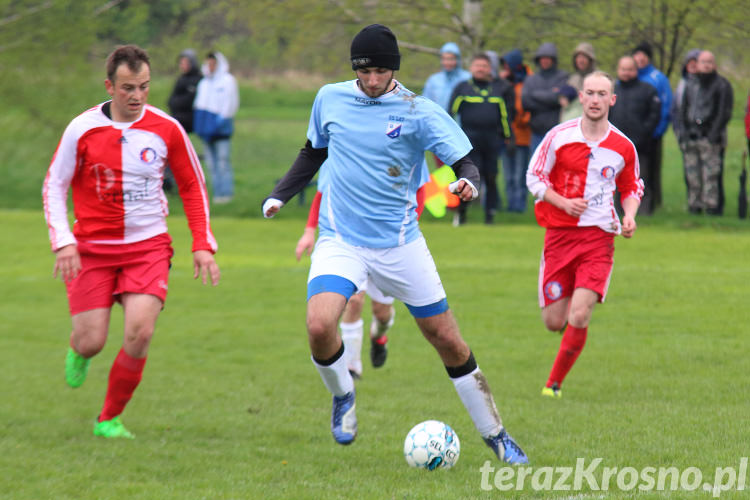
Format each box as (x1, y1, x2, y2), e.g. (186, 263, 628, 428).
(93, 416, 135, 439)
(65, 347, 91, 388)
(541, 383, 562, 398)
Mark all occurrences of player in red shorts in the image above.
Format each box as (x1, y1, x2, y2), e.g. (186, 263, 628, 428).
(526, 71, 644, 398)
(43, 45, 220, 438)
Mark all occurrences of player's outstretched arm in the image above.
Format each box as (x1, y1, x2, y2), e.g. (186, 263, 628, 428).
(193, 250, 220, 286)
(621, 196, 639, 238)
(262, 140, 327, 218)
(53, 244, 81, 283)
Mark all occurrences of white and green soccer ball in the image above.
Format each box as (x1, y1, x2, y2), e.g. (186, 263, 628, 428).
(403, 420, 460, 470)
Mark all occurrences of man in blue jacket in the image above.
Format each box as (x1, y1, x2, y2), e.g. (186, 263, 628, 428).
(423, 42, 471, 112)
(632, 42, 673, 210)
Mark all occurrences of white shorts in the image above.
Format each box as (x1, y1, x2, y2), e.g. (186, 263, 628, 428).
(359, 277, 394, 305)
(308, 235, 446, 310)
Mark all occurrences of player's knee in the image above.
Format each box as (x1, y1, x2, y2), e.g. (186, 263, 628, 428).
(568, 307, 592, 328)
(542, 314, 566, 332)
(306, 314, 336, 341)
(125, 322, 155, 348)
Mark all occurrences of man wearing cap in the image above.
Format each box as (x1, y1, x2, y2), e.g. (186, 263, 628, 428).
(262, 24, 528, 465)
(632, 41, 673, 210)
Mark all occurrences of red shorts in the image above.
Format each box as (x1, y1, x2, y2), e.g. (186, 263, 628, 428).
(538, 226, 614, 307)
(66, 233, 174, 315)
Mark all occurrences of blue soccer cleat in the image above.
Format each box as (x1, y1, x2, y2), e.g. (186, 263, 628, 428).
(331, 390, 357, 445)
(484, 429, 529, 465)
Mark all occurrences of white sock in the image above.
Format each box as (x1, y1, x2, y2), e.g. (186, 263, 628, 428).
(312, 350, 354, 397)
(451, 367, 503, 438)
(340, 319, 363, 374)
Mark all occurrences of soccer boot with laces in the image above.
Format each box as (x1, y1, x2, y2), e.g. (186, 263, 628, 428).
(93, 416, 135, 439)
(331, 390, 357, 445)
(541, 382, 562, 398)
(65, 347, 91, 388)
(484, 429, 529, 465)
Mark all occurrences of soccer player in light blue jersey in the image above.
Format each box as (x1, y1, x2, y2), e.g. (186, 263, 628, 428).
(263, 24, 528, 465)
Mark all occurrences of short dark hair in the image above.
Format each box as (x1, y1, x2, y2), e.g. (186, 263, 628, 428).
(106, 45, 150, 82)
(206, 52, 217, 60)
(471, 52, 491, 64)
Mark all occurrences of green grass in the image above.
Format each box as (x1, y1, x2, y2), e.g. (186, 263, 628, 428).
(3, 82, 750, 498)
(2, 209, 749, 499)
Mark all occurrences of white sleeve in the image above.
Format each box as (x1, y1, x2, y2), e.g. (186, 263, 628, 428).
(42, 122, 78, 251)
(526, 133, 556, 200)
(222, 75, 240, 118)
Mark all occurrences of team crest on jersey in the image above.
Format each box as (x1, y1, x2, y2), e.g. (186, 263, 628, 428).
(140, 147, 157, 163)
(600, 166, 615, 179)
(544, 281, 563, 301)
(386, 122, 402, 138)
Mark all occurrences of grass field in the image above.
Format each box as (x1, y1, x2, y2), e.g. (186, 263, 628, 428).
(2, 208, 749, 499)
(2, 81, 749, 498)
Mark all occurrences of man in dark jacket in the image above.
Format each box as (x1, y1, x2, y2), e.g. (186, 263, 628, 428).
(449, 52, 515, 224)
(610, 55, 661, 215)
(521, 42, 569, 154)
(168, 49, 202, 133)
(681, 50, 733, 215)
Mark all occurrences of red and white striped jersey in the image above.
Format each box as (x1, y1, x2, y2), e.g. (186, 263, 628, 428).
(526, 118, 644, 234)
(43, 102, 217, 253)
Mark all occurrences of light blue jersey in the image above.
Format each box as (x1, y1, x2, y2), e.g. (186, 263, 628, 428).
(308, 79, 471, 248)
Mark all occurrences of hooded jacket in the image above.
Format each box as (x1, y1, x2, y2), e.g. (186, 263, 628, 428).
(501, 49, 532, 146)
(167, 49, 202, 133)
(194, 52, 240, 142)
(671, 49, 701, 143)
(521, 43, 569, 136)
(567, 42, 597, 91)
(423, 42, 471, 111)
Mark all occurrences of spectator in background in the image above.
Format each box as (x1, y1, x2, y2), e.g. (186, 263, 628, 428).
(194, 52, 239, 204)
(168, 49, 202, 133)
(165, 49, 202, 193)
(672, 49, 701, 148)
(500, 49, 533, 213)
(680, 50, 733, 215)
(562, 42, 597, 122)
(610, 55, 661, 215)
(522, 42, 569, 154)
(449, 52, 515, 225)
(423, 42, 471, 167)
(632, 41, 672, 209)
(423, 42, 471, 112)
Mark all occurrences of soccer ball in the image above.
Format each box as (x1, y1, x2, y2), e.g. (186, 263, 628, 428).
(403, 420, 460, 470)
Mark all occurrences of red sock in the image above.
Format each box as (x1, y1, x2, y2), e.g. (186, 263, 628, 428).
(547, 325, 587, 388)
(99, 348, 147, 422)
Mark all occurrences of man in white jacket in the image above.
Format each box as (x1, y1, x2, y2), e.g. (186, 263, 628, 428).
(194, 52, 239, 204)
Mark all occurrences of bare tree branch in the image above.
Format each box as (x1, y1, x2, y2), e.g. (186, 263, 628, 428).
(93, 0, 127, 17)
(0, 1, 53, 28)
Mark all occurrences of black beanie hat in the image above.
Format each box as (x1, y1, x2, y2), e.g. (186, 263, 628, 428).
(632, 41, 653, 60)
(350, 24, 400, 70)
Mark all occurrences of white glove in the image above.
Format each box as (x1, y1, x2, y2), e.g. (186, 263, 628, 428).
(449, 178, 479, 200)
(262, 198, 284, 218)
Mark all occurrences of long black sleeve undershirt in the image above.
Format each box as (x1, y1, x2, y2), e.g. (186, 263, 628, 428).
(264, 140, 328, 206)
(451, 155, 480, 188)
(263, 143, 479, 208)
